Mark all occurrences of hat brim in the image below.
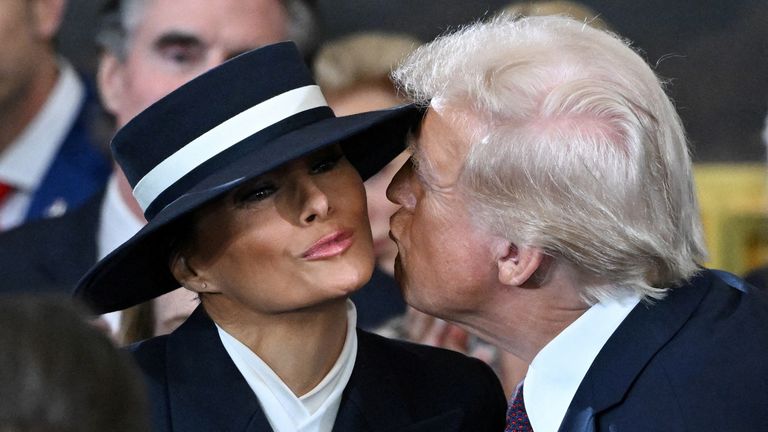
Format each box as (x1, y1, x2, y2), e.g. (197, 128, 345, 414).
(74, 104, 422, 314)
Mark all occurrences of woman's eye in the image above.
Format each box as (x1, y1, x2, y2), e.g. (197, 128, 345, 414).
(310, 153, 343, 174)
(238, 184, 277, 203)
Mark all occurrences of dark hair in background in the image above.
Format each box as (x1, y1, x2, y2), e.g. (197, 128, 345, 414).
(0, 295, 149, 432)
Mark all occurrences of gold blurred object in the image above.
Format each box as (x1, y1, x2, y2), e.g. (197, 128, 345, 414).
(694, 163, 768, 274)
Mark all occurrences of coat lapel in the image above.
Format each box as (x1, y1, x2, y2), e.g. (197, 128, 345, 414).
(332, 330, 464, 432)
(558, 271, 716, 431)
(165, 306, 273, 432)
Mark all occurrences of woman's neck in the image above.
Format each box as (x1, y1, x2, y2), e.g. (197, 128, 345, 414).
(203, 297, 350, 396)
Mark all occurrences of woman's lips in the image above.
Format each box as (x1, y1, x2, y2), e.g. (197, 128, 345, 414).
(302, 230, 354, 260)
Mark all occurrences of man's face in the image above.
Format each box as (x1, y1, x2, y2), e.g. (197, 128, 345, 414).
(100, 0, 288, 127)
(386, 107, 501, 319)
(0, 0, 54, 117)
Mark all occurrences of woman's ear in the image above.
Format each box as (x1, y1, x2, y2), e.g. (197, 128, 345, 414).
(170, 255, 215, 294)
(496, 242, 545, 287)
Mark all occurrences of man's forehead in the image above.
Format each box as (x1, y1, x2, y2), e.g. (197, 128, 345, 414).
(135, 0, 287, 41)
(409, 106, 473, 189)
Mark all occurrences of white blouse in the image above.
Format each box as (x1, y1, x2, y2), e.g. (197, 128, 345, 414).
(217, 300, 358, 432)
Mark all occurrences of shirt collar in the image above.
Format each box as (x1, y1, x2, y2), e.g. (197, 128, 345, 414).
(525, 291, 641, 432)
(217, 300, 358, 432)
(0, 60, 84, 191)
(98, 174, 146, 260)
(97, 175, 146, 335)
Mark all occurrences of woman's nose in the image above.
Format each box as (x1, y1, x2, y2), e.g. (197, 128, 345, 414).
(386, 159, 416, 209)
(297, 177, 331, 224)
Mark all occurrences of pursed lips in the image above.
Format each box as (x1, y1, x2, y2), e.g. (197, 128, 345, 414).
(302, 229, 354, 260)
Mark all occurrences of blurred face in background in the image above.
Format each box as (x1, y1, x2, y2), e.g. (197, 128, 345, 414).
(328, 83, 407, 275)
(98, 0, 288, 127)
(0, 0, 62, 147)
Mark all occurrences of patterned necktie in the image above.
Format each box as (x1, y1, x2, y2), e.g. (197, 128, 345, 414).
(505, 384, 533, 432)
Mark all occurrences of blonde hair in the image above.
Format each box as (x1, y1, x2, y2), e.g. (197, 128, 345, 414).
(500, 0, 610, 30)
(394, 16, 707, 303)
(313, 32, 421, 94)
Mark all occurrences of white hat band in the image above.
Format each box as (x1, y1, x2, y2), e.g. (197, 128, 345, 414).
(132, 85, 328, 211)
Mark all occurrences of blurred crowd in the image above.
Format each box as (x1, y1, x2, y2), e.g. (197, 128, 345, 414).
(0, 0, 765, 430)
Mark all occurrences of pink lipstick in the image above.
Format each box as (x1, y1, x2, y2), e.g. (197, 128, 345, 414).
(302, 230, 354, 260)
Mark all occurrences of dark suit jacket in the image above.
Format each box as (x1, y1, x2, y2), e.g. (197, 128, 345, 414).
(559, 269, 768, 431)
(745, 265, 768, 291)
(130, 306, 506, 432)
(0, 190, 102, 293)
(23, 79, 110, 223)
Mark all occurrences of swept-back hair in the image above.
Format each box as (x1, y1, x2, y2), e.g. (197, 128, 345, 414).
(393, 16, 707, 303)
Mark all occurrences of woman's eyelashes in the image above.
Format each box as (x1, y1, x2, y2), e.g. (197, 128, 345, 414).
(234, 151, 345, 205)
(235, 182, 277, 204)
(309, 151, 344, 175)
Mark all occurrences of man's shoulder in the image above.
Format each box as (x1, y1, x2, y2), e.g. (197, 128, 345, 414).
(576, 269, 768, 430)
(128, 335, 170, 370)
(0, 192, 101, 293)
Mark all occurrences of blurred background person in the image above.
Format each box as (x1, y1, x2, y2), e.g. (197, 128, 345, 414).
(744, 110, 768, 290)
(0, 295, 148, 431)
(0, 0, 111, 231)
(501, 0, 609, 29)
(0, 0, 314, 342)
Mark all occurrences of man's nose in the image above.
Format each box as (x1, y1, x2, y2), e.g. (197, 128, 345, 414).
(386, 160, 416, 209)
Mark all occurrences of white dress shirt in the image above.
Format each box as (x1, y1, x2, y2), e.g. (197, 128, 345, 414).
(0, 61, 84, 229)
(97, 175, 146, 334)
(525, 292, 642, 432)
(218, 300, 358, 432)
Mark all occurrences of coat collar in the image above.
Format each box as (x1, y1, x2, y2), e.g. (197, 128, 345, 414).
(558, 270, 717, 432)
(165, 307, 464, 432)
(334, 331, 464, 432)
(166, 305, 271, 432)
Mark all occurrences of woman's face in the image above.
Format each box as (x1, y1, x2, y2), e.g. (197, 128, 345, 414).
(178, 145, 374, 314)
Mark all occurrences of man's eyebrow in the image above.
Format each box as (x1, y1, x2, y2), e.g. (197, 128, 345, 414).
(406, 134, 434, 187)
(153, 31, 205, 51)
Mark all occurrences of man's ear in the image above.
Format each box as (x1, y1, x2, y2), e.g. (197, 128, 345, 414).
(97, 53, 125, 117)
(496, 242, 545, 287)
(170, 255, 216, 294)
(31, 0, 65, 40)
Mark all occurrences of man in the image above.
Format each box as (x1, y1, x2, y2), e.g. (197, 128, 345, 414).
(0, 0, 110, 231)
(0, 0, 313, 334)
(387, 16, 768, 431)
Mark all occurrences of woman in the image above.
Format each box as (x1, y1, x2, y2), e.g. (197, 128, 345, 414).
(74, 42, 505, 432)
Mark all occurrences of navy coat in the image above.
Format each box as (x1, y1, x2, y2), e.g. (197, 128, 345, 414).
(559, 269, 768, 431)
(0, 190, 102, 293)
(130, 306, 507, 432)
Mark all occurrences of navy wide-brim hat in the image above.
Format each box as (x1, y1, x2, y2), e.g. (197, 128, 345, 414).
(74, 42, 420, 314)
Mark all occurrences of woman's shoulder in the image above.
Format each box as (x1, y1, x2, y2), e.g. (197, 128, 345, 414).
(125, 334, 171, 376)
(356, 328, 500, 386)
(355, 328, 507, 429)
